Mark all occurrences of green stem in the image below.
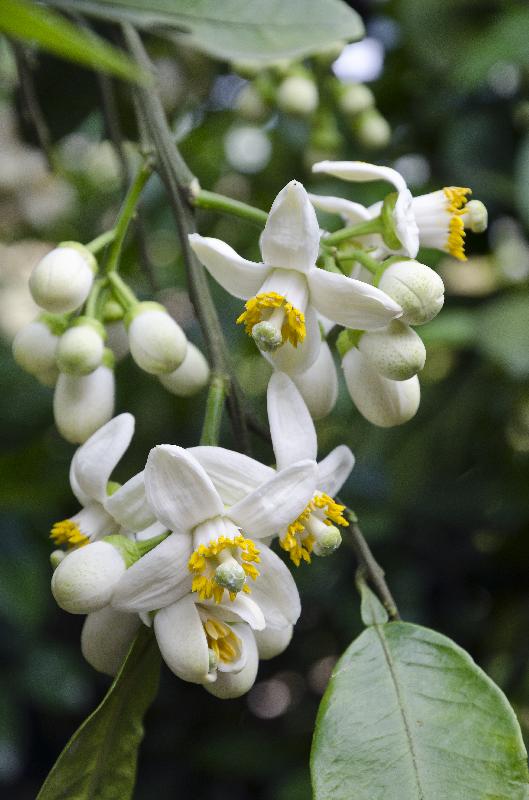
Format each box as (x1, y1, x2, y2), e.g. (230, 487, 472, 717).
(323, 217, 382, 246)
(86, 228, 116, 254)
(200, 373, 229, 446)
(192, 189, 268, 227)
(105, 159, 153, 274)
(337, 248, 380, 276)
(108, 272, 137, 310)
(84, 277, 108, 319)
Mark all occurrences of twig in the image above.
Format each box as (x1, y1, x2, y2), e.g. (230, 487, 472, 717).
(12, 43, 55, 170)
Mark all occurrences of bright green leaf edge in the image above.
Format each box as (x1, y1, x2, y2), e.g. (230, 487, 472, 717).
(37, 626, 160, 800)
(311, 621, 529, 800)
(47, 0, 364, 63)
(1, 0, 150, 84)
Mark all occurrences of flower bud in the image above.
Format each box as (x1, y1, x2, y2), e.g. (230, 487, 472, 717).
(359, 320, 426, 381)
(12, 317, 61, 377)
(29, 242, 97, 313)
(51, 541, 126, 614)
(125, 302, 187, 375)
(53, 357, 115, 443)
(338, 83, 374, 116)
(378, 261, 444, 326)
(277, 75, 319, 116)
(353, 109, 391, 149)
(81, 606, 140, 677)
(56, 318, 105, 375)
(292, 341, 338, 420)
(342, 347, 420, 427)
(463, 200, 488, 233)
(158, 342, 210, 397)
(236, 83, 268, 122)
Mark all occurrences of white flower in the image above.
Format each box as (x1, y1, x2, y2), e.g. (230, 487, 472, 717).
(158, 341, 210, 397)
(189, 180, 402, 375)
(291, 339, 338, 420)
(342, 346, 420, 427)
(56, 317, 105, 376)
(358, 320, 426, 381)
(191, 372, 355, 567)
(29, 242, 97, 313)
(377, 260, 444, 326)
(49, 413, 140, 549)
(53, 357, 115, 444)
(125, 302, 187, 375)
(51, 540, 126, 614)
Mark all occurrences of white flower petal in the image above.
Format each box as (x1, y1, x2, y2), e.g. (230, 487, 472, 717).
(267, 372, 317, 468)
(312, 160, 408, 194)
(111, 533, 192, 613)
(105, 471, 156, 532)
(292, 340, 338, 420)
(188, 446, 273, 506)
(69, 413, 135, 506)
(73, 503, 118, 542)
(213, 594, 266, 631)
(264, 303, 321, 375)
(250, 543, 301, 627)
(81, 606, 140, 677)
(228, 460, 317, 539)
(188, 234, 270, 300)
(308, 268, 402, 330)
(204, 624, 258, 698)
(154, 595, 209, 683)
(309, 193, 372, 224)
(260, 181, 320, 272)
(316, 445, 355, 497)
(145, 445, 223, 534)
(135, 520, 168, 542)
(254, 624, 293, 660)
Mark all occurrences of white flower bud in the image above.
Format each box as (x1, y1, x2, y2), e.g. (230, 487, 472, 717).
(51, 541, 126, 614)
(342, 347, 420, 427)
(338, 83, 374, 116)
(12, 317, 59, 377)
(56, 318, 105, 375)
(378, 261, 444, 326)
(292, 341, 338, 420)
(354, 109, 391, 149)
(126, 302, 187, 375)
(81, 606, 140, 677)
(236, 83, 268, 122)
(277, 75, 319, 116)
(29, 242, 97, 313)
(158, 342, 210, 397)
(359, 320, 426, 381)
(53, 358, 115, 443)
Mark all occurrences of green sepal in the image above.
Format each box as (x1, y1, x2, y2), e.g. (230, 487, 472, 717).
(373, 255, 412, 287)
(356, 570, 389, 626)
(336, 329, 362, 359)
(38, 313, 70, 336)
(103, 535, 143, 568)
(58, 241, 98, 274)
(380, 192, 404, 250)
(123, 300, 167, 329)
(70, 315, 106, 339)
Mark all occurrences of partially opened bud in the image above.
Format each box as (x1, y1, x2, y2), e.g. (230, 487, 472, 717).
(125, 302, 187, 375)
(359, 320, 426, 381)
(338, 83, 374, 116)
(53, 355, 115, 443)
(12, 316, 61, 377)
(29, 242, 97, 313)
(378, 261, 444, 326)
(56, 317, 105, 375)
(158, 342, 210, 397)
(342, 347, 420, 427)
(277, 75, 319, 116)
(51, 541, 126, 614)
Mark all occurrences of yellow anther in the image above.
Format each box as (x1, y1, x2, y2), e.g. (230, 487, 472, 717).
(236, 292, 306, 348)
(204, 617, 241, 665)
(280, 493, 348, 567)
(188, 534, 260, 603)
(50, 519, 90, 549)
(443, 187, 471, 261)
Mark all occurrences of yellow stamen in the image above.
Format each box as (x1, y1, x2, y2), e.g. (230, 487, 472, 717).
(280, 493, 348, 567)
(204, 618, 241, 665)
(443, 187, 471, 261)
(50, 519, 90, 549)
(236, 292, 306, 348)
(188, 534, 260, 603)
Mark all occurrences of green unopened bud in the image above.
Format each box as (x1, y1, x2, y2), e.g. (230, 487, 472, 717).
(252, 320, 283, 352)
(29, 243, 97, 314)
(312, 525, 342, 557)
(56, 318, 105, 376)
(102, 299, 125, 323)
(378, 260, 444, 326)
(214, 558, 246, 594)
(359, 320, 426, 381)
(463, 200, 488, 233)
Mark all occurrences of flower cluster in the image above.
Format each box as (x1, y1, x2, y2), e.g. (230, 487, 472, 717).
(12, 242, 209, 443)
(49, 374, 354, 698)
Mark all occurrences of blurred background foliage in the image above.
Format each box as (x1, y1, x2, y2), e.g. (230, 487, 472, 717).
(2, 0, 529, 797)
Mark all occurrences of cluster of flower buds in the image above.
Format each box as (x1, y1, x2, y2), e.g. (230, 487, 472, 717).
(190, 161, 488, 427)
(232, 47, 390, 163)
(13, 243, 210, 443)
(49, 374, 354, 697)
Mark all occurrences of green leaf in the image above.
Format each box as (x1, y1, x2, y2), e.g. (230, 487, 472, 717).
(48, 0, 364, 63)
(477, 293, 529, 379)
(0, 0, 149, 84)
(37, 626, 160, 800)
(312, 622, 529, 800)
(356, 572, 389, 626)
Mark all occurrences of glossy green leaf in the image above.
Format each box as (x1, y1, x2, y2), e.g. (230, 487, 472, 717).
(37, 626, 160, 800)
(48, 0, 364, 63)
(1, 0, 149, 83)
(312, 622, 529, 800)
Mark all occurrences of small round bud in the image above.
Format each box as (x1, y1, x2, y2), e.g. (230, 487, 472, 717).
(312, 525, 342, 557)
(342, 347, 420, 427)
(126, 302, 187, 375)
(463, 200, 488, 233)
(29, 243, 97, 313)
(236, 83, 268, 122)
(102, 299, 124, 322)
(50, 550, 66, 570)
(158, 342, 210, 397)
(359, 320, 426, 381)
(378, 260, 444, 326)
(252, 320, 283, 352)
(277, 75, 319, 116)
(354, 109, 391, 149)
(214, 559, 246, 594)
(56, 318, 105, 375)
(338, 83, 374, 116)
(53, 361, 115, 444)
(12, 318, 59, 376)
(51, 541, 126, 614)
